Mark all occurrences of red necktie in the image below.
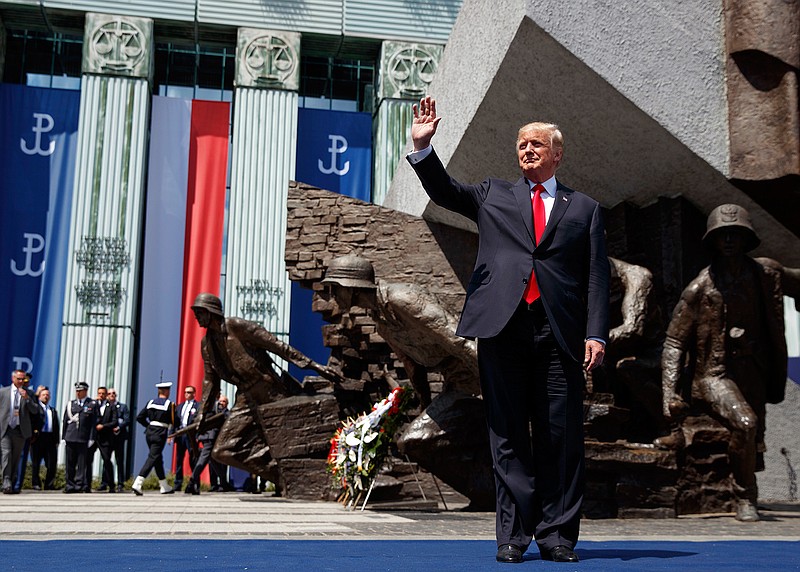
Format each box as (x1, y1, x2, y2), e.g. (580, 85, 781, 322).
(523, 184, 546, 304)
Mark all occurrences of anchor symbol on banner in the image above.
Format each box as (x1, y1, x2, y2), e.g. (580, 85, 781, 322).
(10, 233, 45, 277)
(318, 134, 350, 176)
(20, 113, 56, 156)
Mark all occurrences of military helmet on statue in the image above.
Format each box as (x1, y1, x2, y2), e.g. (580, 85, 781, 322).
(321, 254, 378, 289)
(702, 203, 760, 253)
(191, 292, 225, 316)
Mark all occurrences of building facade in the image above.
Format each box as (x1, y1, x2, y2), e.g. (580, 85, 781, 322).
(0, 0, 460, 478)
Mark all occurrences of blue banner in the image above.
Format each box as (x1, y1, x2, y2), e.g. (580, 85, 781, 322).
(290, 109, 373, 379)
(296, 108, 372, 201)
(0, 84, 79, 396)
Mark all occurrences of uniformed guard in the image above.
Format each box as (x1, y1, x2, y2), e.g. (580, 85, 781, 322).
(131, 381, 176, 495)
(62, 381, 97, 493)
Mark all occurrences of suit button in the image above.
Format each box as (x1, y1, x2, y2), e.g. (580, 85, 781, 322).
(522, 278, 528, 284)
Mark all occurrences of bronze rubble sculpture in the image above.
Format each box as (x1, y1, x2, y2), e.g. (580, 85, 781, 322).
(320, 254, 495, 510)
(190, 293, 343, 492)
(659, 204, 792, 522)
(589, 257, 667, 443)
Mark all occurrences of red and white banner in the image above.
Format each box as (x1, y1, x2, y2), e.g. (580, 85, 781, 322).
(134, 97, 229, 473)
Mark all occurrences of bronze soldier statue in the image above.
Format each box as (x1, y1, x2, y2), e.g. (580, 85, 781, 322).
(190, 293, 342, 489)
(320, 255, 494, 509)
(660, 204, 789, 522)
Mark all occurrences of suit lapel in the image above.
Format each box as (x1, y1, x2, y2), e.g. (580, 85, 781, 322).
(537, 183, 572, 248)
(512, 178, 534, 242)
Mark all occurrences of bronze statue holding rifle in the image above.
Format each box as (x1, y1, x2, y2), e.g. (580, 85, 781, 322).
(190, 293, 343, 490)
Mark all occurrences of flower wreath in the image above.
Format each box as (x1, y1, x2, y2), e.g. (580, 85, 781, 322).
(327, 386, 410, 507)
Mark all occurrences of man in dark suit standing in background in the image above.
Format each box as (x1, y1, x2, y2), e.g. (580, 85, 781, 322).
(408, 97, 609, 564)
(170, 385, 199, 492)
(31, 386, 59, 490)
(107, 389, 130, 492)
(91, 386, 118, 492)
(1, 370, 39, 493)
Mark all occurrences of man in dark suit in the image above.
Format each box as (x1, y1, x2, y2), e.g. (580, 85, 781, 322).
(170, 385, 199, 492)
(31, 386, 60, 490)
(1, 370, 40, 493)
(107, 389, 130, 492)
(408, 97, 609, 564)
(62, 381, 97, 493)
(90, 386, 118, 492)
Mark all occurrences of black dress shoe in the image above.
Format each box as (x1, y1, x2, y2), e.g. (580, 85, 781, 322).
(542, 546, 579, 563)
(2, 487, 13, 495)
(496, 544, 523, 563)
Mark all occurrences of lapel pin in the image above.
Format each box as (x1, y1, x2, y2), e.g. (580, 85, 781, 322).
(562, 196, 568, 202)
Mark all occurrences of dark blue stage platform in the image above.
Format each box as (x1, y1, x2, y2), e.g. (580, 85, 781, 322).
(2, 539, 798, 571)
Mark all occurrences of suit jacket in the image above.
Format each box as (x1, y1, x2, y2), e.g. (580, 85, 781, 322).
(176, 400, 199, 430)
(410, 150, 610, 361)
(0, 385, 40, 439)
(112, 402, 131, 440)
(94, 400, 118, 444)
(62, 398, 97, 443)
(33, 403, 60, 442)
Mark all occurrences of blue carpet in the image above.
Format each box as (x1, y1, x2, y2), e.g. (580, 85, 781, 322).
(1, 540, 798, 571)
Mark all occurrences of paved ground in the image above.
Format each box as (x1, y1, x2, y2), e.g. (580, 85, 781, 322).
(1, 491, 798, 541)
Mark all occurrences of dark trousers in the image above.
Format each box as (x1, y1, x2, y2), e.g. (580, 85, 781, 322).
(96, 438, 116, 488)
(86, 441, 97, 490)
(65, 441, 89, 492)
(478, 301, 585, 552)
(189, 440, 232, 490)
(111, 436, 127, 487)
(209, 457, 231, 490)
(31, 432, 58, 488)
(173, 435, 197, 488)
(138, 430, 167, 480)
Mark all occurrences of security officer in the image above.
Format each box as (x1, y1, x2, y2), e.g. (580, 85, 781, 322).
(62, 381, 97, 493)
(131, 381, 176, 495)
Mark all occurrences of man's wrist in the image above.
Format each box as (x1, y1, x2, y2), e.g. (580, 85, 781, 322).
(407, 145, 433, 164)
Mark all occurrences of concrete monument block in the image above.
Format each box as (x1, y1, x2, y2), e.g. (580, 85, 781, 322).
(82, 13, 153, 79)
(235, 28, 301, 90)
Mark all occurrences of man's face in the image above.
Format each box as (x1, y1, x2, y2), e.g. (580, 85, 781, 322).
(517, 128, 562, 183)
(218, 396, 229, 409)
(325, 284, 354, 320)
(39, 389, 50, 404)
(107, 391, 117, 404)
(11, 372, 26, 389)
(711, 228, 746, 258)
(193, 307, 211, 328)
(97, 388, 107, 401)
(184, 388, 196, 401)
(76, 388, 87, 400)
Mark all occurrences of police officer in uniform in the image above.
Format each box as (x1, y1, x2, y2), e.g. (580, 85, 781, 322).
(62, 381, 97, 493)
(131, 381, 176, 495)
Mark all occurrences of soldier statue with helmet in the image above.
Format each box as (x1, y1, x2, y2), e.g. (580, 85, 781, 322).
(659, 204, 794, 522)
(321, 254, 495, 509)
(190, 292, 343, 490)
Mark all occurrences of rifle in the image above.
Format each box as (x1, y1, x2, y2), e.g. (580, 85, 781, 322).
(171, 411, 227, 439)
